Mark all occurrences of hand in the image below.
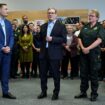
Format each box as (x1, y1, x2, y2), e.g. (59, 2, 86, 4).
(36, 48, 40, 52)
(82, 47, 90, 54)
(23, 46, 28, 52)
(46, 36, 52, 42)
(65, 45, 71, 52)
(62, 43, 66, 47)
(101, 48, 105, 52)
(2, 46, 11, 53)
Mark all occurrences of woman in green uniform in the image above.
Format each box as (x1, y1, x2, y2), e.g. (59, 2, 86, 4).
(74, 10, 105, 101)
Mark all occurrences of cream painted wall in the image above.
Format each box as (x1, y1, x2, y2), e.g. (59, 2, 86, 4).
(0, 0, 104, 21)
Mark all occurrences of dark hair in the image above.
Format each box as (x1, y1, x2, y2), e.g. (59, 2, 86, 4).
(28, 22, 34, 26)
(102, 20, 105, 23)
(80, 21, 85, 26)
(22, 15, 28, 19)
(0, 3, 7, 8)
(21, 25, 30, 36)
(12, 19, 18, 22)
(37, 25, 41, 27)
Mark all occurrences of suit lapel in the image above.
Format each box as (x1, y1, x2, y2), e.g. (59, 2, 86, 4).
(50, 20, 59, 36)
(0, 23, 5, 36)
(4, 19, 8, 37)
(44, 22, 48, 37)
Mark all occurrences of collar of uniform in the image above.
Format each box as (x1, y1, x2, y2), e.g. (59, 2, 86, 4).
(88, 22, 99, 28)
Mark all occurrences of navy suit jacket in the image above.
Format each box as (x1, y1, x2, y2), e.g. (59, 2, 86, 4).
(39, 20, 67, 60)
(0, 19, 14, 53)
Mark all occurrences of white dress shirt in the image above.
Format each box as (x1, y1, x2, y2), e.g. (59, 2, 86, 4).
(67, 35, 73, 46)
(46, 20, 56, 48)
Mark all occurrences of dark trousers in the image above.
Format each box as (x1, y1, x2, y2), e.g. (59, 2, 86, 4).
(80, 50, 100, 95)
(39, 49, 61, 95)
(20, 62, 30, 78)
(0, 53, 11, 94)
(61, 51, 79, 77)
(99, 52, 105, 78)
(32, 51, 39, 76)
(10, 52, 19, 77)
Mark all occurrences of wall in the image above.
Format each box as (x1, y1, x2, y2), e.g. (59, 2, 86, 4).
(7, 9, 88, 22)
(0, 0, 104, 21)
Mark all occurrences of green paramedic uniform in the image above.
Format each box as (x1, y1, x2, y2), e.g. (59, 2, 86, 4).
(78, 22, 105, 96)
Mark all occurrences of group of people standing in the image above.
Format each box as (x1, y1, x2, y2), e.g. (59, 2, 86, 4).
(0, 3, 105, 102)
(11, 17, 42, 79)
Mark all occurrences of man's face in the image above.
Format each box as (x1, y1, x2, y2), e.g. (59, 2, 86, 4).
(47, 9, 57, 21)
(0, 5, 8, 17)
(22, 16, 28, 24)
(12, 20, 18, 26)
(23, 16, 28, 21)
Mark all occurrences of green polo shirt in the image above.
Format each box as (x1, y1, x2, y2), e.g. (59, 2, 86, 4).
(79, 22, 105, 47)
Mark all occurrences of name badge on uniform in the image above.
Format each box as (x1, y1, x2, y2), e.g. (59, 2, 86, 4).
(93, 27, 98, 30)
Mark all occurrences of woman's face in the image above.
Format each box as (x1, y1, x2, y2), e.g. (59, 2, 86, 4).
(29, 24, 34, 31)
(23, 26, 28, 32)
(66, 25, 74, 34)
(88, 13, 98, 23)
(37, 26, 40, 33)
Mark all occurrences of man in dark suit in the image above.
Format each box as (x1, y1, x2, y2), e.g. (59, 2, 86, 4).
(0, 3, 16, 99)
(37, 8, 67, 100)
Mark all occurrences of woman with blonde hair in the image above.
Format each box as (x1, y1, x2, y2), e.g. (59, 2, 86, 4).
(74, 9, 105, 101)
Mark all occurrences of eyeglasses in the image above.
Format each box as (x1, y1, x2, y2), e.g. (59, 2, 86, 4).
(88, 15, 96, 17)
(48, 12, 55, 14)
